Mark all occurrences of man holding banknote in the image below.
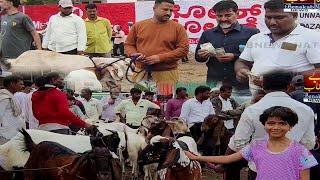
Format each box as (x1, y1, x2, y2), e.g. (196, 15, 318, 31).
(195, 0, 259, 96)
(235, 0, 320, 93)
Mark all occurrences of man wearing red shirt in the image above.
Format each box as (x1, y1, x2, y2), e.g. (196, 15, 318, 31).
(165, 87, 187, 120)
(32, 72, 92, 134)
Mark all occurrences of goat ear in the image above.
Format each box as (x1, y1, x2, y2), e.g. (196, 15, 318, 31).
(142, 129, 148, 137)
(158, 149, 180, 170)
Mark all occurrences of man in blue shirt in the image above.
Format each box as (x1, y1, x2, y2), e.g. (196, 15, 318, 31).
(195, 1, 259, 179)
(195, 0, 259, 96)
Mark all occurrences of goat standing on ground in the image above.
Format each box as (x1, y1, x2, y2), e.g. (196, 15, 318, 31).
(20, 129, 122, 180)
(0, 129, 120, 171)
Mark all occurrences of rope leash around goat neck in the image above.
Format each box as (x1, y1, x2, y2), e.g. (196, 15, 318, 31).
(87, 55, 127, 80)
(0, 161, 73, 173)
(0, 162, 87, 179)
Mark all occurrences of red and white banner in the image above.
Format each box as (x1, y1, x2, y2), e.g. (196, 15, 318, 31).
(136, 0, 320, 50)
(20, 3, 135, 34)
(136, 0, 267, 46)
(18, 0, 320, 51)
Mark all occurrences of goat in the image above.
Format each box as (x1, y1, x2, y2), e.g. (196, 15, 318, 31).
(0, 129, 119, 171)
(139, 135, 201, 180)
(93, 121, 148, 180)
(89, 120, 157, 180)
(20, 129, 121, 180)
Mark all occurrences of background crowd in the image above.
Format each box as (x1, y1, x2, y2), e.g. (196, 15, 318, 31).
(1, 0, 320, 179)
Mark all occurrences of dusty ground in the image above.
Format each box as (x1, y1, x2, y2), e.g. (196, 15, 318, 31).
(120, 54, 208, 92)
(123, 166, 248, 180)
(178, 57, 207, 84)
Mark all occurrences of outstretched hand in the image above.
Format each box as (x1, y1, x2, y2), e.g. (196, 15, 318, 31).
(85, 123, 96, 131)
(236, 68, 250, 82)
(84, 124, 100, 136)
(184, 151, 198, 160)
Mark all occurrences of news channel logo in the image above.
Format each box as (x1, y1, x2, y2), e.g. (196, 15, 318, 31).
(303, 72, 320, 103)
(284, 0, 320, 12)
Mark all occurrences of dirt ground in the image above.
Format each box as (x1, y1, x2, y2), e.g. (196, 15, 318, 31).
(120, 54, 208, 92)
(123, 166, 248, 180)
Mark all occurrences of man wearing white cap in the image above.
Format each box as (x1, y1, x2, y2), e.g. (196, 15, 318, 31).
(42, 0, 87, 55)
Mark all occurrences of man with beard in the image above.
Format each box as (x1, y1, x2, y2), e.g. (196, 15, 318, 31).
(115, 88, 160, 129)
(125, 0, 189, 96)
(195, 0, 259, 96)
(180, 86, 215, 142)
(32, 72, 93, 134)
(235, 0, 320, 93)
(42, 0, 86, 55)
(84, 3, 112, 57)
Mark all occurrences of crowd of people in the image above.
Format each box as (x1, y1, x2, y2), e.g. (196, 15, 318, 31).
(0, 0, 126, 59)
(1, 0, 320, 179)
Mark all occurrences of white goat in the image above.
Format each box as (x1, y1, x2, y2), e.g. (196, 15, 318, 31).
(92, 117, 171, 180)
(0, 129, 91, 170)
(93, 121, 149, 180)
(64, 69, 103, 93)
(177, 136, 200, 156)
(0, 129, 122, 171)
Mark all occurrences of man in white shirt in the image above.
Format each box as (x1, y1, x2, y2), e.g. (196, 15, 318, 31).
(25, 76, 46, 129)
(180, 85, 215, 142)
(42, 0, 87, 55)
(80, 88, 102, 122)
(14, 80, 33, 127)
(115, 88, 160, 128)
(229, 71, 315, 179)
(0, 75, 25, 144)
(113, 25, 126, 57)
(235, 0, 320, 92)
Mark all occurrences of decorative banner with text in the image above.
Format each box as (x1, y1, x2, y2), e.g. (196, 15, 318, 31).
(20, 3, 135, 34)
(19, 0, 320, 51)
(136, 0, 320, 50)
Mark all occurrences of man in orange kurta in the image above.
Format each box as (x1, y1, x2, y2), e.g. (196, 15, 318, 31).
(125, 0, 189, 95)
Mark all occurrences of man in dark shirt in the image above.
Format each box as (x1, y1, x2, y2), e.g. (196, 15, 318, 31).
(0, 0, 41, 59)
(289, 75, 304, 102)
(195, 0, 259, 95)
(290, 75, 320, 133)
